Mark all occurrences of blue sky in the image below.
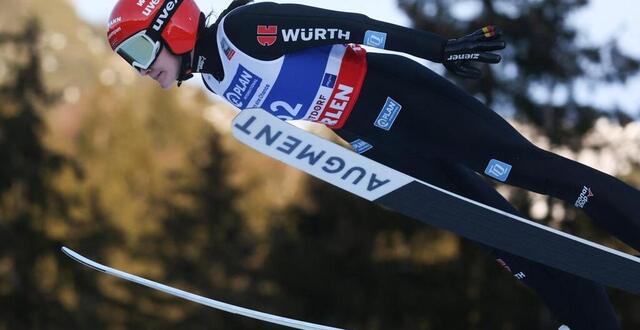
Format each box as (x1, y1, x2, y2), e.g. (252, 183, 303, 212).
(72, 0, 640, 114)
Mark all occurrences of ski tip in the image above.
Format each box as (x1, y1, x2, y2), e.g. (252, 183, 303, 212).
(60, 246, 107, 273)
(61, 246, 83, 262)
(61, 246, 73, 257)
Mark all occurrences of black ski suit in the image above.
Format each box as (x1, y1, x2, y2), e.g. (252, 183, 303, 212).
(193, 1, 636, 329)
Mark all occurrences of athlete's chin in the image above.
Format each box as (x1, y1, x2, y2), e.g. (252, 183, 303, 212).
(153, 71, 177, 89)
(158, 77, 175, 89)
(159, 81, 173, 89)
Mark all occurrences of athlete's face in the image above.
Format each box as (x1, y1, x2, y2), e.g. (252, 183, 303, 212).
(139, 47, 181, 89)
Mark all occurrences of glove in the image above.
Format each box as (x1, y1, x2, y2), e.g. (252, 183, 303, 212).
(443, 25, 505, 79)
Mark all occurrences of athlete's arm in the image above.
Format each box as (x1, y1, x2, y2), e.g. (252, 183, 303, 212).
(223, 2, 505, 78)
(223, 2, 442, 61)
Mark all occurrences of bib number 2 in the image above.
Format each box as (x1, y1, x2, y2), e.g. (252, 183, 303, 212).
(270, 101, 303, 121)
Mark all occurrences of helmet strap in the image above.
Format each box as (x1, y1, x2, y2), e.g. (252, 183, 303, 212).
(177, 52, 194, 87)
(176, 11, 206, 87)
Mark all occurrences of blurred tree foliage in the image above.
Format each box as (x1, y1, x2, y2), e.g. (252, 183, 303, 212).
(0, 18, 258, 329)
(399, 0, 639, 146)
(0, 19, 80, 328)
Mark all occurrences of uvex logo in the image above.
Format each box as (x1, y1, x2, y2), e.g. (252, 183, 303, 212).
(142, 0, 160, 16)
(257, 25, 278, 46)
(152, 0, 179, 32)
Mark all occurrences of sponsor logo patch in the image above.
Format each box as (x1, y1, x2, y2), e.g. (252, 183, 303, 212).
(257, 25, 278, 46)
(221, 38, 236, 60)
(447, 53, 481, 61)
(281, 28, 351, 43)
(196, 56, 207, 72)
(223, 65, 263, 108)
(141, 0, 159, 16)
(151, 0, 179, 31)
(374, 97, 402, 131)
(108, 17, 121, 29)
(574, 186, 594, 209)
(484, 159, 512, 182)
(350, 139, 373, 154)
(107, 27, 121, 42)
(321, 73, 337, 88)
(514, 272, 527, 280)
(364, 30, 387, 49)
(232, 110, 413, 201)
(319, 84, 354, 127)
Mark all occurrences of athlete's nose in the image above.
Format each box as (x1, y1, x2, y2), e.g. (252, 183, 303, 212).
(139, 68, 151, 76)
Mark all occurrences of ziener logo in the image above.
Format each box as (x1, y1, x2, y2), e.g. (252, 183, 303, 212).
(574, 186, 594, 209)
(447, 53, 480, 61)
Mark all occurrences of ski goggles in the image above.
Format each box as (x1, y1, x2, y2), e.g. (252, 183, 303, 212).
(115, 31, 162, 71)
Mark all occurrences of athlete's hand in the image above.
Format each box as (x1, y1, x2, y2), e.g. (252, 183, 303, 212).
(443, 25, 505, 79)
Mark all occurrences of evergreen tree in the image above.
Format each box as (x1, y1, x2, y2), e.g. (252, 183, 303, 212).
(399, 0, 639, 145)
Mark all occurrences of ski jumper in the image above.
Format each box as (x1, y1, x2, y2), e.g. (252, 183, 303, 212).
(193, 2, 637, 329)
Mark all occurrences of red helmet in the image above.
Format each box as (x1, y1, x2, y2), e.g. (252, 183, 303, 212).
(108, 0, 202, 66)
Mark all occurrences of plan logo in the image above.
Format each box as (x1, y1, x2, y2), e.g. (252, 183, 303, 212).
(257, 25, 278, 46)
(364, 30, 387, 49)
(224, 65, 263, 108)
(374, 97, 403, 131)
(574, 186, 594, 209)
(350, 139, 373, 154)
(484, 159, 512, 182)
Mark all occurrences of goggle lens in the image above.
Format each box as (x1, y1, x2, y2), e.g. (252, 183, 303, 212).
(115, 31, 161, 71)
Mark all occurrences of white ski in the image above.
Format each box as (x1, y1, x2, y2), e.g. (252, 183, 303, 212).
(231, 108, 640, 294)
(61, 247, 345, 330)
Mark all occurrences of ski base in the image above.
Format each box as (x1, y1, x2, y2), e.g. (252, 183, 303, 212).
(231, 108, 640, 295)
(62, 247, 345, 330)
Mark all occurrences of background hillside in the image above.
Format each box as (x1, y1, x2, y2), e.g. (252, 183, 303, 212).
(1, 0, 639, 329)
